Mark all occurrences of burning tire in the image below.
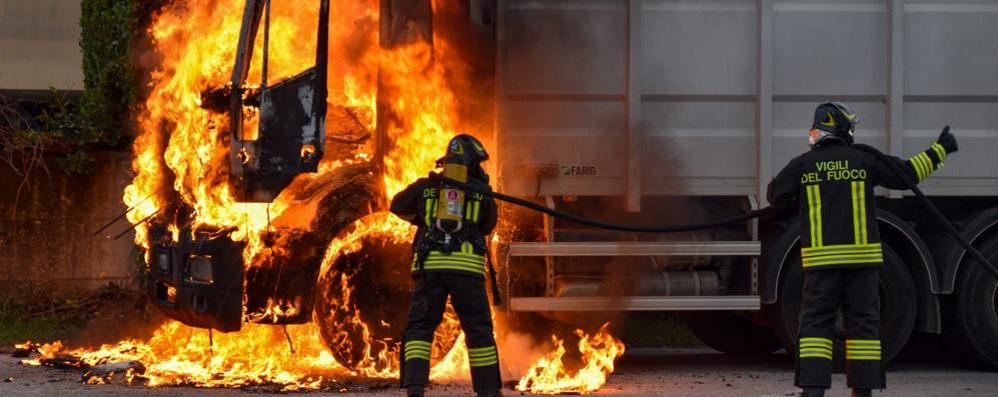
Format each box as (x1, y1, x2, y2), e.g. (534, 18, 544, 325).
(312, 213, 460, 375)
(770, 244, 915, 367)
(945, 234, 998, 370)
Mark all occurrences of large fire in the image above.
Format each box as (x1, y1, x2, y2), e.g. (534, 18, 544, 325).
(20, 0, 626, 393)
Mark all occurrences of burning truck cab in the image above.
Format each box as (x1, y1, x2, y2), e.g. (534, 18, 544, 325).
(135, 0, 488, 374)
(147, 0, 334, 333)
(131, 0, 998, 377)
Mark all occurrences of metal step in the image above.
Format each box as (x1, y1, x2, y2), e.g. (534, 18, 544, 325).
(508, 241, 760, 257)
(508, 296, 761, 312)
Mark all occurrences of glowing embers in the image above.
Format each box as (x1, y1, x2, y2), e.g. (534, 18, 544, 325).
(516, 323, 626, 395)
(22, 322, 343, 390)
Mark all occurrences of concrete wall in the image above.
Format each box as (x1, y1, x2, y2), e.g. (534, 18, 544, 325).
(0, 151, 136, 295)
(0, 0, 83, 91)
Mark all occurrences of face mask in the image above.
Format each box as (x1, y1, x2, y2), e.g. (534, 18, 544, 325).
(808, 129, 824, 147)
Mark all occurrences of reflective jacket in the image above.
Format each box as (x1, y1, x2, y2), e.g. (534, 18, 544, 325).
(767, 140, 949, 270)
(389, 174, 498, 278)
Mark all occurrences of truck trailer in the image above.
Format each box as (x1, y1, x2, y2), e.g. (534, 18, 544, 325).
(125, 0, 998, 372)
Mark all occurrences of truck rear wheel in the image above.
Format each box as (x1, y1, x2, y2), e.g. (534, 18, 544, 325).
(946, 234, 998, 370)
(313, 221, 459, 373)
(771, 245, 915, 366)
(680, 311, 781, 355)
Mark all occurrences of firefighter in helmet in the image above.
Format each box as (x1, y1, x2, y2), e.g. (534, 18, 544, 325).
(768, 102, 958, 397)
(390, 134, 502, 397)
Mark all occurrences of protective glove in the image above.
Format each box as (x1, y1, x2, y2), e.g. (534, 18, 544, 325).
(937, 126, 958, 154)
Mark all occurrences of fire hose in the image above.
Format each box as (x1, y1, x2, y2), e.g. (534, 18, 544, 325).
(429, 148, 998, 285)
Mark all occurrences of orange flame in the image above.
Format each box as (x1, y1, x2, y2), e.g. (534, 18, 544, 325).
(24, 0, 628, 393)
(516, 323, 626, 394)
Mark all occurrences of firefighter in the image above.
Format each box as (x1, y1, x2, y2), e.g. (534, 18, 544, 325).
(767, 102, 958, 397)
(390, 134, 502, 397)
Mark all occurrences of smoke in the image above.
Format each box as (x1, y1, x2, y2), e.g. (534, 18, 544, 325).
(497, 330, 549, 380)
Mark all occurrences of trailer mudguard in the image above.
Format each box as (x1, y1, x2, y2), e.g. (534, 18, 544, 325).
(933, 207, 998, 294)
(761, 209, 942, 333)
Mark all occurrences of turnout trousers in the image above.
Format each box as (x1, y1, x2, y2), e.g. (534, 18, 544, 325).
(400, 272, 501, 392)
(796, 266, 885, 389)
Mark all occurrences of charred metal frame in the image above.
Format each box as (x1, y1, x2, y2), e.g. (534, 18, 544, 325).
(149, 0, 332, 332)
(147, 226, 246, 332)
(229, 0, 330, 203)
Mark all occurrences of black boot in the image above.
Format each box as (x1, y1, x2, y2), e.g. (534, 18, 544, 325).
(800, 387, 826, 397)
(852, 389, 872, 397)
(406, 385, 424, 397)
(477, 389, 503, 397)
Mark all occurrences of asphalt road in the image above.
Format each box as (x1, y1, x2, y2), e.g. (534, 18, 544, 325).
(1, 347, 996, 396)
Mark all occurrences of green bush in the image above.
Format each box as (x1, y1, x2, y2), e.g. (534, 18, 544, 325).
(78, 0, 139, 149)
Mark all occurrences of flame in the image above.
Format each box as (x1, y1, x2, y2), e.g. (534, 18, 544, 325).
(516, 323, 626, 394)
(25, 0, 629, 393)
(24, 322, 342, 390)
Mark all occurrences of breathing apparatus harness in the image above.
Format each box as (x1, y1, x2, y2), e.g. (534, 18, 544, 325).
(415, 135, 503, 304)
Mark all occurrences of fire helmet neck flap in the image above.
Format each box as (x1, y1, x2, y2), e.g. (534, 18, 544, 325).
(436, 134, 490, 182)
(810, 101, 860, 147)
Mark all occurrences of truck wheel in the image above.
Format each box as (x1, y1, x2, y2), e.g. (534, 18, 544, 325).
(946, 234, 998, 370)
(680, 311, 781, 355)
(313, 222, 459, 373)
(771, 245, 915, 366)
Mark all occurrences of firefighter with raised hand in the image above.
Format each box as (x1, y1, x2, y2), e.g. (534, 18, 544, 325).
(390, 134, 502, 397)
(768, 102, 958, 397)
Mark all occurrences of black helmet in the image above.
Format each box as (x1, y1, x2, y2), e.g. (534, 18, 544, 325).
(437, 134, 489, 166)
(437, 134, 489, 180)
(812, 101, 859, 144)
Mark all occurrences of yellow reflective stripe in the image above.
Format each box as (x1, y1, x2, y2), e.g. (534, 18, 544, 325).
(799, 337, 833, 346)
(465, 200, 472, 220)
(419, 264, 486, 275)
(911, 152, 934, 182)
(468, 346, 497, 355)
(846, 353, 881, 360)
(405, 346, 431, 354)
(424, 198, 434, 226)
(404, 340, 432, 361)
(472, 200, 480, 222)
(806, 185, 817, 247)
(800, 353, 833, 360)
(846, 339, 880, 346)
(908, 157, 925, 182)
(461, 242, 473, 254)
(423, 259, 485, 268)
(803, 254, 884, 268)
(921, 153, 935, 173)
(468, 344, 499, 366)
(799, 343, 833, 349)
(917, 154, 931, 180)
(922, 153, 934, 176)
(469, 352, 498, 360)
(857, 181, 867, 244)
(849, 182, 864, 245)
(426, 252, 486, 264)
(931, 142, 947, 162)
(806, 185, 823, 247)
(470, 357, 499, 367)
(801, 243, 882, 256)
